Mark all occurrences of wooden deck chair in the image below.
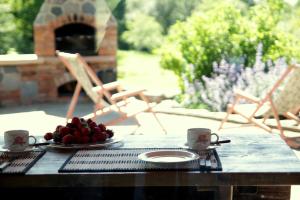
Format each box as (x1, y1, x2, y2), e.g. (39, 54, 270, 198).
(56, 51, 166, 133)
(218, 64, 300, 139)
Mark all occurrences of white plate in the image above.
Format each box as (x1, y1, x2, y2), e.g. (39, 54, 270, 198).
(138, 150, 199, 164)
(47, 137, 122, 149)
(180, 142, 216, 150)
(0, 146, 38, 153)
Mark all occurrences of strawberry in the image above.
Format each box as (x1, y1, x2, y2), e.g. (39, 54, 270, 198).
(96, 133, 107, 142)
(73, 130, 81, 137)
(81, 127, 90, 136)
(56, 125, 63, 132)
(62, 134, 74, 144)
(73, 130, 83, 144)
(98, 123, 106, 132)
(44, 132, 53, 141)
(81, 136, 90, 144)
(50, 118, 114, 145)
(71, 117, 81, 126)
(106, 129, 114, 138)
(76, 123, 82, 131)
(69, 128, 76, 135)
(71, 117, 82, 130)
(91, 135, 98, 143)
(53, 130, 61, 143)
(66, 122, 76, 129)
(59, 127, 70, 137)
(92, 127, 102, 135)
(87, 118, 93, 124)
(88, 121, 97, 129)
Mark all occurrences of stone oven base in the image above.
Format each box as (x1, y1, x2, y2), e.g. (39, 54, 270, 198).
(0, 54, 116, 106)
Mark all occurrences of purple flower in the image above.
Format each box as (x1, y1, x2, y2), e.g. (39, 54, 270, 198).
(180, 44, 287, 111)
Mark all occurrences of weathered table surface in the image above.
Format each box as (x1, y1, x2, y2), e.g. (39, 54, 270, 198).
(1, 131, 300, 188)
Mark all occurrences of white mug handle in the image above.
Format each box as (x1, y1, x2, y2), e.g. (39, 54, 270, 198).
(29, 135, 37, 145)
(211, 133, 219, 143)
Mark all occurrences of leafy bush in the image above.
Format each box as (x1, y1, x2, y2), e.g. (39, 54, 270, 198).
(122, 0, 203, 51)
(182, 44, 288, 111)
(125, 0, 202, 34)
(9, 0, 43, 53)
(0, 2, 17, 54)
(160, 0, 300, 90)
(122, 13, 164, 51)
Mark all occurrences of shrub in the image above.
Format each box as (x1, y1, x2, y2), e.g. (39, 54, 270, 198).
(0, 2, 17, 54)
(160, 0, 300, 90)
(182, 44, 288, 111)
(122, 13, 164, 51)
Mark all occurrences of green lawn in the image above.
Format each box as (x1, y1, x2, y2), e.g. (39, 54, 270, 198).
(117, 50, 179, 94)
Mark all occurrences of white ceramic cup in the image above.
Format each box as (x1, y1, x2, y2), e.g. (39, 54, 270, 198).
(3, 130, 37, 152)
(187, 128, 219, 150)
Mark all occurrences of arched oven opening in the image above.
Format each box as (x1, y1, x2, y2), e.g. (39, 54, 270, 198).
(58, 80, 77, 97)
(57, 80, 87, 98)
(55, 23, 97, 56)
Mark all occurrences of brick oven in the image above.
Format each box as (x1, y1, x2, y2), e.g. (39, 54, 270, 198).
(0, 0, 117, 105)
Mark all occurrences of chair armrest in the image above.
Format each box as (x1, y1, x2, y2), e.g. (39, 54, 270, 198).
(92, 81, 121, 92)
(103, 81, 121, 90)
(234, 89, 260, 103)
(111, 89, 146, 101)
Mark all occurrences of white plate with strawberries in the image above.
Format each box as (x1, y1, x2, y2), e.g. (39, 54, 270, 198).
(47, 137, 122, 149)
(43, 117, 122, 149)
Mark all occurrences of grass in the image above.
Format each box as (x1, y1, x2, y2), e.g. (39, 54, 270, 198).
(117, 50, 179, 95)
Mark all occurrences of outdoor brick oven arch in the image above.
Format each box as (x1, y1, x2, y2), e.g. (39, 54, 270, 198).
(35, 15, 97, 56)
(34, 0, 118, 93)
(0, 0, 117, 105)
(34, 0, 117, 57)
(35, 15, 116, 57)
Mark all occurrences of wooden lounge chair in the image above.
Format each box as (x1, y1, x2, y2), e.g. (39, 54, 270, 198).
(56, 51, 166, 133)
(218, 64, 300, 146)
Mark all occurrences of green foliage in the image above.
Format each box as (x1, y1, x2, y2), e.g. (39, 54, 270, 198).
(123, 0, 202, 51)
(0, 0, 127, 53)
(152, 0, 201, 33)
(111, 0, 129, 49)
(0, 0, 43, 54)
(0, 1, 17, 54)
(1, 0, 126, 53)
(125, 0, 155, 18)
(106, 0, 122, 10)
(9, 0, 43, 53)
(122, 13, 164, 51)
(160, 0, 300, 90)
(122, 0, 157, 51)
(0, 0, 202, 53)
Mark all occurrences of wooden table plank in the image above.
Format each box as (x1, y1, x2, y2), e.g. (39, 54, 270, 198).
(1, 132, 300, 188)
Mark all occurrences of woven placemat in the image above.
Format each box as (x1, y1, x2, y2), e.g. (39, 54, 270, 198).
(0, 150, 45, 174)
(59, 148, 222, 173)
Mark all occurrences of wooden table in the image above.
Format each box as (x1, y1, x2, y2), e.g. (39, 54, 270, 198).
(1, 132, 300, 200)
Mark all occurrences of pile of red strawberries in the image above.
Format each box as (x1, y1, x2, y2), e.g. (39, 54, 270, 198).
(44, 117, 114, 145)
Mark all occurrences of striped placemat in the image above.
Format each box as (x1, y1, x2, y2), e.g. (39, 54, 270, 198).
(59, 148, 222, 173)
(0, 150, 45, 174)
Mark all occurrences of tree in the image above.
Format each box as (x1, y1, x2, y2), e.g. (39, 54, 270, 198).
(111, 0, 129, 49)
(9, 0, 43, 53)
(0, 0, 17, 54)
(123, 0, 203, 51)
(125, 0, 202, 34)
(122, 13, 164, 51)
(160, 0, 300, 90)
(153, 0, 202, 33)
